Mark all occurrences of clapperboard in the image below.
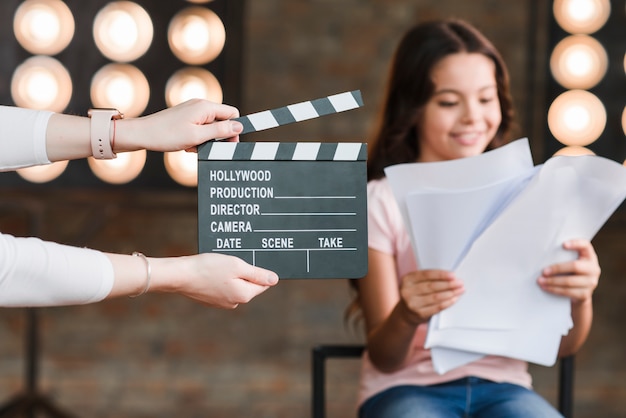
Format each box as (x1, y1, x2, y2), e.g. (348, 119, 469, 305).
(197, 91, 368, 279)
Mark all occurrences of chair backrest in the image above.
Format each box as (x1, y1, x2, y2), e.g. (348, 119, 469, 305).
(311, 344, 575, 418)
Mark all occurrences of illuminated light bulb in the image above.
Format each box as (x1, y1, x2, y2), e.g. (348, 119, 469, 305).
(165, 67, 223, 106)
(548, 89, 606, 147)
(11, 55, 72, 112)
(164, 150, 198, 187)
(91, 63, 150, 117)
(553, 146, 596, 157)
(88, 150, 146, 184)
(168, 7, 225, 65)
(93, 1, 153, 62)
(17, 160, 68, 183)
(550, 35, 608, 89)
(553, 0, 611, 34)
(13, 0, 74, 55)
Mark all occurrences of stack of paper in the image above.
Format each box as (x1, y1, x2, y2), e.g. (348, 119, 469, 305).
(384, 138, 626, 374)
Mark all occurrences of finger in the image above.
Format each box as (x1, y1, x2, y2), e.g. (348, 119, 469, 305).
(198, 120, 243, 143)
(405, 291, 463, 318)
(418, 270, 458, 280)
(211, 102, 240, 121)
(537, 282, 592, 301)
(543, 258, 599, 277)
(414, 279, 464, 296)
(403, 271, 463, 294)
(239, 264, 279, 286)
(538, 274, 597, 289)
(563, 239, 597, 261)
(403, 270, 458, 286)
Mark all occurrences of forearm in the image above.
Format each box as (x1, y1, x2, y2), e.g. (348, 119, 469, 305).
(366, 301, 421, 373)
(45, 113, 92, 161)
(106, 252, 278, 309)
(45, 113, 145, 162)
(559, 298, 593, 357)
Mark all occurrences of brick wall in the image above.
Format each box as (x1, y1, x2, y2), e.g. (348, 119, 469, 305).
(0, 0, 625, 417)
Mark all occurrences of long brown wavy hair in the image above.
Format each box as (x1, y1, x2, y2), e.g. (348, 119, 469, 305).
(367, 18, 515, 181)
(347, 19, 516, 325)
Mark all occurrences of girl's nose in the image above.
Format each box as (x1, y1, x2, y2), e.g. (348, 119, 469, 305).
(461, 101, 481, 123)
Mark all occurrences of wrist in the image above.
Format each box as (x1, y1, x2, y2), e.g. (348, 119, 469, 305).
(395, 299, 424, 327)
(572, 295, 593, 309)
(145, 257, 186, 294)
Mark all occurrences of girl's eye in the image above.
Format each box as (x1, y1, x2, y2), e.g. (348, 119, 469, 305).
(438, 100, 458, 107)
(480, 95, 497, 104)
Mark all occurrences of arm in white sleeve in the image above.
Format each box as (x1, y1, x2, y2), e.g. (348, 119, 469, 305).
(0, 233, 114, 307)
(0, 106, 53, 171)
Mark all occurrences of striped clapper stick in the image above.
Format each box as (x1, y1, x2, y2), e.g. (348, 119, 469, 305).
(235, 90, 363, 135)
(197, 142, 368, 279)
(203, 90, 364, 142)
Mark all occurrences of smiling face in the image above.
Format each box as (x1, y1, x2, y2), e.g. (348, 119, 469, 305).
(417, 52, 502, 163)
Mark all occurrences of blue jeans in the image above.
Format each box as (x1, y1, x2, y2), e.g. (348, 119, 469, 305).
(358, 377, 563, 418)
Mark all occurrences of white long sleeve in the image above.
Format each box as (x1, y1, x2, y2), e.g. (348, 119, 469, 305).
(0, 106, 115, 307)
(0, 233, 114, 307)
(0, 105, 53, 171)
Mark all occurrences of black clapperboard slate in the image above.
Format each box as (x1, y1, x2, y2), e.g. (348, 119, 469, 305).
(197, 141, 368, 279)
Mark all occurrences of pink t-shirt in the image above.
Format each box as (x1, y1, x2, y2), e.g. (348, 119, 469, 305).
(358, 178, 532, 406)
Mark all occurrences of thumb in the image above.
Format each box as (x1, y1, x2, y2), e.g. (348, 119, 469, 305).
(241, 265, 279, 286)
(201, 120, 243, 142)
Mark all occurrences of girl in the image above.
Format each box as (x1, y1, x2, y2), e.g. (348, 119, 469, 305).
(351, 19, 599, 418)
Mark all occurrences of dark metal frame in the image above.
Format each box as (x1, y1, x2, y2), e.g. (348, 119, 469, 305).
(312, 344, 575, 418)
(0, 201, 75, 417)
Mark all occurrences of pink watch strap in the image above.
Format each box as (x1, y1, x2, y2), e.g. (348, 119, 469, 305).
(89, 109, 121, 159)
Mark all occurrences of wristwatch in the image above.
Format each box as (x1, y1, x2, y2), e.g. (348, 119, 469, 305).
(88, 108, 124, 159)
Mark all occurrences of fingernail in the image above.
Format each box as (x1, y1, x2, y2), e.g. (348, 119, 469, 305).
(231, 121, 243, 133)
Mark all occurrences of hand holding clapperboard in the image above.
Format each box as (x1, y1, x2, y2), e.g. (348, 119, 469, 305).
(197, 91, 369, 279)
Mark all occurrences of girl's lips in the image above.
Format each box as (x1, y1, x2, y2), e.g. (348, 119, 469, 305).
(452, 132, 484, 145)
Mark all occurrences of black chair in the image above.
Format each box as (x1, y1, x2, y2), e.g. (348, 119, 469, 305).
(312, 344, 575, 418)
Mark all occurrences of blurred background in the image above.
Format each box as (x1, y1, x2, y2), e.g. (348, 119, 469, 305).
(0, 0, 624, 416)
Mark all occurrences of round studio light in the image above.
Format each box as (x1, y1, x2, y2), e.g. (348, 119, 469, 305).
(550, 35, 608, 89)
(88, 150, 146, 184)
(168, 7, 225, 65)
(11, 55, 72, 112)
(13, 0, 75, 55)
(553, 0, 611, 34)
(548, 89, 606, 147)
(164, 150, 197, 187)
(165, 67, 223, 107)
(17, 160, 68, 183)
(93, 1, 153, 62)
(553, 146, 596, 157)
(91, 63, 150, 117)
